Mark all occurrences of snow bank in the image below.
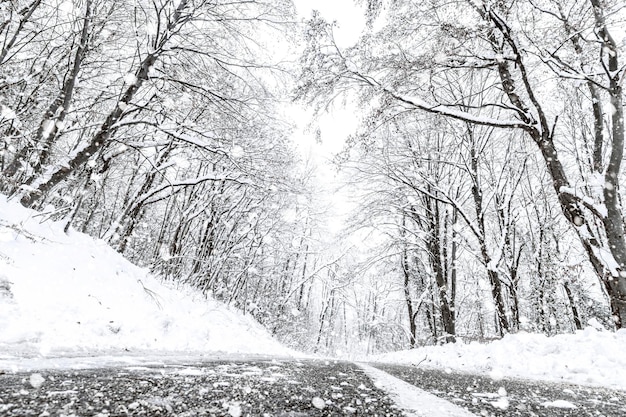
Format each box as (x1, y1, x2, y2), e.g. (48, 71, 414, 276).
(371, 329, 626, 391)
(0, 195, 293, 367)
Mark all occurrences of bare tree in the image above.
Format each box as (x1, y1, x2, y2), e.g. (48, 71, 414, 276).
(298, 0, 626, 327)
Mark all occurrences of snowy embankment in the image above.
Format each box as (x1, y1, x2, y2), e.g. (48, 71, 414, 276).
(0, 195, 293, 370)
(371, 327, 626, 391)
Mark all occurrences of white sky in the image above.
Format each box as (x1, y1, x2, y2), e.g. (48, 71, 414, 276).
(292, 0, 366, 47)
(289, 0, 365, 163)
(288, 1, 366, 235)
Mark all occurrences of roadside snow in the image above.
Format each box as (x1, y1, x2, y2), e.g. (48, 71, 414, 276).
(0, 195, 294, 371)
(371, 328, 626, 391)
(358, 363, 475, 417)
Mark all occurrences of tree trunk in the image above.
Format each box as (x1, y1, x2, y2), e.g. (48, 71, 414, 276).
(19, 51, 158, 207)
(563, 281, 583, 331)
(400, 215, 417, 348)
(402, 246, 417, 348)
(0, 0, 42, 65)
(110, 142, 174, 253)
(469, 139, 509, 335)
(422, 192, 456, 342)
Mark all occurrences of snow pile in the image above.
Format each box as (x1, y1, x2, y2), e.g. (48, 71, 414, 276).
(371, 329, 626, 390)
(0, 195, 293, 365)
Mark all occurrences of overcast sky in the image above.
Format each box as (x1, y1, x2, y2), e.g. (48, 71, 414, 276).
(292, 0, 366, 47)
(288, 0, 366, 157)
(284, 1, 368, 234)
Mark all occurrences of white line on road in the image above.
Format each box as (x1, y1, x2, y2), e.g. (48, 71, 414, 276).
(357, 363, 476, 417)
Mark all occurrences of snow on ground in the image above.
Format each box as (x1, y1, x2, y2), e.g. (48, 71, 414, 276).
(0, 195, 295, 371)
(370, 327, 626, 391)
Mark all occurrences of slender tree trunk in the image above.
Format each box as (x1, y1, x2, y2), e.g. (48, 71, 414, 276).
(296, 241, 310, 310)
(3, 0, 84, 182)
(315, 289, 333, 352)
(563, 281, 583, 331)
(468, 139, 509, 335)
(402, 247, 416, 347)
(449, 207, 458, 328)
(400, 215, 417, 348)
(422, 193, 455, 342)
(28, 0, 92, 181)
(0, 0, 42, 65)
(110, 142, 174, 253)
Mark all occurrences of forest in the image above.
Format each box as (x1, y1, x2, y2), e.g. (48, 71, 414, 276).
(0, 0, 625, 355)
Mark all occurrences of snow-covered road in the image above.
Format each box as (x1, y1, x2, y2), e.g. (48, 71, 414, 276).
(2, 358, 625, 416)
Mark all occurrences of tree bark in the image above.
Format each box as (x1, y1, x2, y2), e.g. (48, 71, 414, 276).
(469, 137, 509, 335)
(422, 190, 456, 342)
(589, 0, 626, 327)
(563, 281, 583, 331)
(401, 229, 417, 348)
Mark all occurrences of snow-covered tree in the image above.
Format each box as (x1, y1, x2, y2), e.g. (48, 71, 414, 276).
(297, 0, 626, 328)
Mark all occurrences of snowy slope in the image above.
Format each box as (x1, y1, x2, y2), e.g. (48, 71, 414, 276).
(0, 195, 294, 369)
(370, 328, 626, 391)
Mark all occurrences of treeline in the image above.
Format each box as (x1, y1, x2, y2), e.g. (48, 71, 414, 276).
(0, 0, 336, 351)
(295, 0, 626, 351)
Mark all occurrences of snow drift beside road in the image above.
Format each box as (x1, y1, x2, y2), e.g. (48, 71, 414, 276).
(371, 327, 626, 391)
(0, 195, 292, 366)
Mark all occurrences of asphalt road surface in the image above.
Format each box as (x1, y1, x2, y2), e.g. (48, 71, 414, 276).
(375, 363, 626, 417)
(0, 359, 403, 416)
(1, 359, 625, 416)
